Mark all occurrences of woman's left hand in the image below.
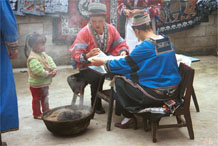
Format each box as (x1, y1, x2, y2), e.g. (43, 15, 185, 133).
(9, 49, 18, 59)
(90, 59, 105, 66)
(131, 9, 145, 15)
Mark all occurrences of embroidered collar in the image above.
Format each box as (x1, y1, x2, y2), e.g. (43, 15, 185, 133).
(89, 23, 108, 52)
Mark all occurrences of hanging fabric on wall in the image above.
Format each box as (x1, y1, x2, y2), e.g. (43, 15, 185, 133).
(10, 0, 69, 16)
(45, 0, 68, 14)
(52, 0, 114, 44)
(156, 0, 202, 34)
(10, 0, 18, 11)
(196, 0, 217, 17)
(21, 0, 45, 16)
(145, 0, 163, 18)
(10, 0, 25, 15)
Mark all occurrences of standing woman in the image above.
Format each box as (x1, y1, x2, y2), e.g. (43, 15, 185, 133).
(117, 0, 163, 52)
(0, 0, 19, 145)
(118, 0, 147, 52)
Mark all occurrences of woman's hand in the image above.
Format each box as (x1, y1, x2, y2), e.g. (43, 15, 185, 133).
(86, 48, 100, 59)
(120, 51, 127, 56)
(123, 9, 133, 18)
(90, 58, 105, 66)
(9, 49, 18, 59)
(131, 9, 146, 15)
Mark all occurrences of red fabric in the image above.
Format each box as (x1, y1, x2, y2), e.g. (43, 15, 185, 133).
(117, 0, 146, 14)
(57, 0, 111, 41)
(30, 86, 49, 117)
(147, 5, 162, 17)
(145, 0, 162, 6)
(117, 0, 162, 17)
(89, 12, 107, 16)
(70, 23, 129, 68)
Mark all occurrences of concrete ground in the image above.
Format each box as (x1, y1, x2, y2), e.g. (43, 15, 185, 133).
(2, 56, 218, 146)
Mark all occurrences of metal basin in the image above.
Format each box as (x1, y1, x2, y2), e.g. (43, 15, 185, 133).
(42, 105, 94, 136)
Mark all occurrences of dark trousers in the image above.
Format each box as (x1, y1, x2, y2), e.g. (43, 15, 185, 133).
(79, 68, 105, 109)
(115, 101, 133, 118)
(114, 77, 166, 118)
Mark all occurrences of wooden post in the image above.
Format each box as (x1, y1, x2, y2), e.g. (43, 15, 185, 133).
(107, 87, 114, 131)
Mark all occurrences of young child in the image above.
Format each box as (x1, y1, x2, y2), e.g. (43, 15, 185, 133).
(27, 33, 57, 120)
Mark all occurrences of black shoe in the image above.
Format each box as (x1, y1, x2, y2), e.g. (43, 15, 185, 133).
(95, 107, 105, 114)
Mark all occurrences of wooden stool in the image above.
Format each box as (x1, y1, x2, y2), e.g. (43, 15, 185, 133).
(95, 88, 114, 131)
(67, 73, 88, 106)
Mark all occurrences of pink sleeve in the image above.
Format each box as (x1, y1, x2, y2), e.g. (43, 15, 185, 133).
(69, 29, 89, 63)
(108, 25, 129, 56)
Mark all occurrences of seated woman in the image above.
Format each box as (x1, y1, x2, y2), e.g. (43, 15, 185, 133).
(90, 13, 181, 129)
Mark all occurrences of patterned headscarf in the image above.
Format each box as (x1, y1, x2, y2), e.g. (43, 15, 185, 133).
(88, 2, 107, 16)
(132, 13, 151, 27)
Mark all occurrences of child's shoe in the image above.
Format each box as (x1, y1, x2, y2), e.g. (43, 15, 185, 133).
(34, 115, 42, 120)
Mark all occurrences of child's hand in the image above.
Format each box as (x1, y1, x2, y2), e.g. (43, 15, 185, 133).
(49, 69, 57, 77)
(51, 69, 57, 77)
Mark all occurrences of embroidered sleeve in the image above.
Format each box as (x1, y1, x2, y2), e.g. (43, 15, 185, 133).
(80, 53, 90, 64)
(5, 41, 18, 50)
(118, 47, 129, 55)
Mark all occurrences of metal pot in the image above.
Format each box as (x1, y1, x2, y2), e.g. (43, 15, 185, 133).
(42, 105, 94, 136)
